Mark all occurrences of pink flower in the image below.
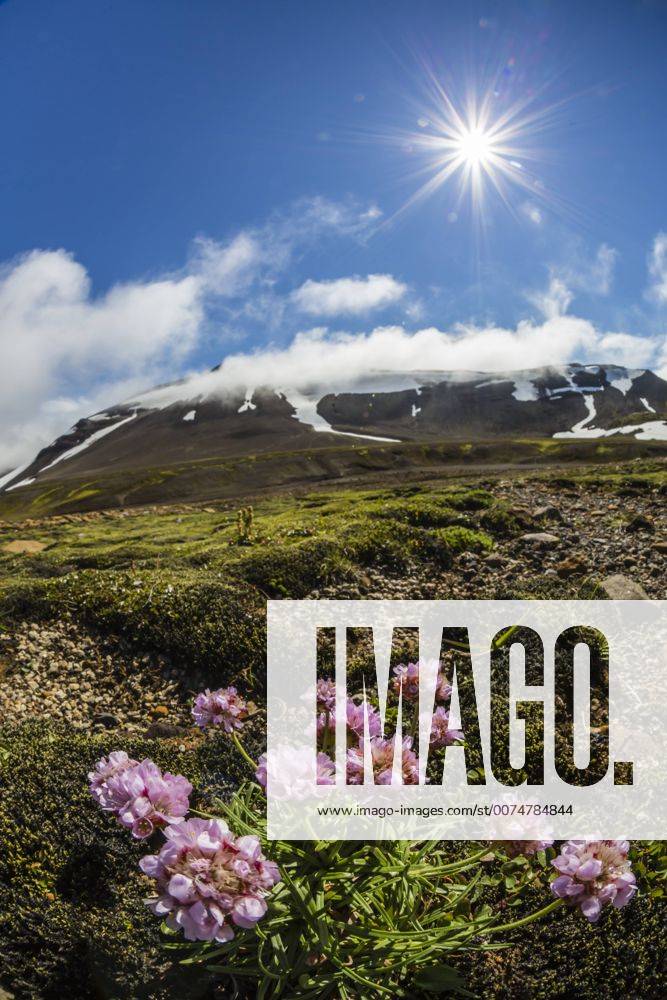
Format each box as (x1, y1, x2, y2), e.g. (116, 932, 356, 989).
(88, 751, 137, 804)
(192, 687, 248, 732)
(435, 673, 452, 702)
(140, 818, 280, 942)
(392, 662, 420, 701)
(317, 698, 382, 740)
(346, 736, 419, 785)
(315, 752, 336, 785)
(429, 706, 463, 748)
(92, 757, 192, 838)
(255, 750, 336, 792)
(393, 661, 452, 703)
(497, 840, 554, 858)
(316, 678, 336, 712)
(551, 840, 637, 922)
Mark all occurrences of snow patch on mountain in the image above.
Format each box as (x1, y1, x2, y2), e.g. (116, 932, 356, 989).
(285, 389, 401, 443)
(555, 394, 667, 440)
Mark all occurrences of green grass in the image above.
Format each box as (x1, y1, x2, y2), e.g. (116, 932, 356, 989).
(0, 483, 503, 675)
(0, 483, 497, 596)
(0, 436, 665, 522)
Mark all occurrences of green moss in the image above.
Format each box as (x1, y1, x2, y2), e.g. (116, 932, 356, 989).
(1, 570, 266, 685)
(462, 881, 666, 999)
(444, 488, 494, 510)
(229, 537, 354, 597)
(434, 525, 493, 554)
(479, 504, 522, 537)
(0, 723, 265, 999)
(340, 518, 453, 571)
(370, 498, 463, 528)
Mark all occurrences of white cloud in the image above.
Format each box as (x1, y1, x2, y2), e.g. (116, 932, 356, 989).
(126, 311, 661, 416)
(529, 276, 573, 320)
(0, 248, 204, 469)
(291, 274, 407, 316)
(0, 197, 380, 471)
(588, 243, 617, 296)
(1, 204, 664, 474)
(549, 243, 618, 299)
(647, 232, 667, 303)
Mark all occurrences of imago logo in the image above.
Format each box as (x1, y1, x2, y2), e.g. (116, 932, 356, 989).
(266, 600, 666, 840)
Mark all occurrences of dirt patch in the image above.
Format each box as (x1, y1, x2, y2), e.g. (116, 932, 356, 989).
(2, 538, 48, 554)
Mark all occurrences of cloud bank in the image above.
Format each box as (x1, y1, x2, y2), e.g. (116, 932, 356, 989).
(0, 197, 379, 469)
(132, 314, 658, 410)
(1, 203, 665, 472)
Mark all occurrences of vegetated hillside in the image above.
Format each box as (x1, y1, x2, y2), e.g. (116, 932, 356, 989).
(0, 435, 666, 522)
(2, 364, 667, 517)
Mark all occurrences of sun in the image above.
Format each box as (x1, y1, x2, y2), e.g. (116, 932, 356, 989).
(387, 72, 567, 224)
(454, 125, 496, 167)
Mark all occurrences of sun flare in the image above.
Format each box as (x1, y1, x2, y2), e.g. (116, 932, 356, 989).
(454, 125, 496, 166)
(390, 71, 568, 224)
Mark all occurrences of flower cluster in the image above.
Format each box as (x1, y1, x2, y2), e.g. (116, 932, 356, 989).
(550, 839, 637, 922)
(498, 840, 554, 859)
(346, 735, 419, 785)
(310, 667, 463, 786)
(392, 660, 452, 703)
(192, 686, 249, 732)
(317, 697, 382, 741)
(429, 706, 463, 748)
(89, 753, 192, 838)
(316, 677, 336, 712)
(139, 817, 281, 942)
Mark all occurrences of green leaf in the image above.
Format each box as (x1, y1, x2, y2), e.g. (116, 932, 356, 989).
(414, 964, 475, 996)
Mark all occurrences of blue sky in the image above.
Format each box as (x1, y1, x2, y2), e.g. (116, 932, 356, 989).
(1, 0, 667, 466)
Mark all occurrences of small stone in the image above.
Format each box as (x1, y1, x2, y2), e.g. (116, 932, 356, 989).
(556, 555, 587, 578)
(533, 505, 564, 522)
(145, 721, 191, 739)
(651, 541, 667, 555)
(519, 532, 559, 548)
(151, 705, 169, 718)
(599, 575, 649, 600)
(93, 713, 120, 728)
(484, 554, 505, 567)
(624, 514, 654, 533)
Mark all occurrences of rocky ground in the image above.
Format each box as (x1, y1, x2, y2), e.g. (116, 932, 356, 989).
(0, 478, 664, 733)
(316, 478, 666, 600)
(0, 620, 199, 735)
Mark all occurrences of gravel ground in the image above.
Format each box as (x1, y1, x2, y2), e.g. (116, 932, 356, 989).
(317, 478, 667, 600)
(0, 620, 200, 734)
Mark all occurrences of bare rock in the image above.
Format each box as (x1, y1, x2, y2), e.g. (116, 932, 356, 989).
(533, 505, 564, 523)
(519, 532, 559, 548)
(599, 575, 649, 600)
(2, 539, 48, 555)
(624, 514, 654, 533)
(556, 555, 587, 578)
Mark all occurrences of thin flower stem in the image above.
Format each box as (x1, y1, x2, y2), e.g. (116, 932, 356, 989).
(483, 898, 563, 935)
(232, 731, 258, 772)
(189, 806, 217, 820)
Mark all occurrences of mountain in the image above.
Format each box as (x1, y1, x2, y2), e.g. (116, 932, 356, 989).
(1, 363, 666, 510)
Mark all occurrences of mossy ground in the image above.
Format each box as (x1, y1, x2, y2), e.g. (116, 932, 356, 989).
(0, 467, 665, 998)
